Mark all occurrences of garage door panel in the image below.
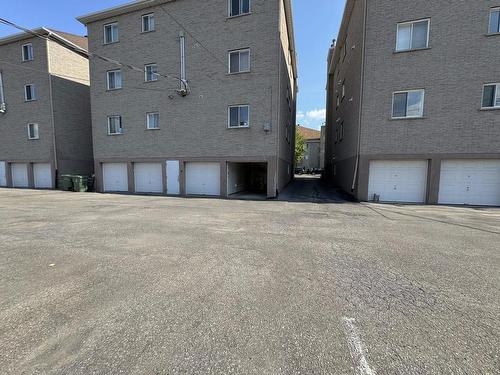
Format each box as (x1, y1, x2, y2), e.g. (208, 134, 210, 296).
(34, 163, 52, 189)
(186, 162, 220, 196)
(439, 160, 500, 206)
(0, 161, 6, 187)
(368, 160, 428, 203)
(103, 163, 128, 192)
(134, 163, 163, 193)
(11, 163, 29, 188)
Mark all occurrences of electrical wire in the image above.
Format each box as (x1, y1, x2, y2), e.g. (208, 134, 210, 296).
(0, 17, 187, 90)
(158, 5, 227, 69)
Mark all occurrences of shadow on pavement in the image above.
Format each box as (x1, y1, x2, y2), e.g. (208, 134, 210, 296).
(277, 175, 355, 204)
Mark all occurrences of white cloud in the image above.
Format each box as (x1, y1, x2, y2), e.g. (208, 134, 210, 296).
(296, 108, 326, 130)
(306, 109, 326, 121)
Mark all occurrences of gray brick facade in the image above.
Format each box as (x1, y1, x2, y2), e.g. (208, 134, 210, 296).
(78, 0, 297, 198)
(0, 29, 93, 189)
(325, 0, 500, 204)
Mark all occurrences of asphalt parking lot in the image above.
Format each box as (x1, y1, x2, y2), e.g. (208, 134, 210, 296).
(0, 183, 499, 374)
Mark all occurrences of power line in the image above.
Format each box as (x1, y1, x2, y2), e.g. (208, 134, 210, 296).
(158, 5, 227, 69)
(0, 18, 187, 91)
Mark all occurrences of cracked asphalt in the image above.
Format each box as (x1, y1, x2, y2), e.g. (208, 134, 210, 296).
(0, 180, 499, 374)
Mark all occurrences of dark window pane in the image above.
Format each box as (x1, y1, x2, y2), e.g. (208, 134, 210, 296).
(482, 85, 496, 108)
(230, 52, 239, 73)
(239, 106, 249, 126)
(105, 26, 112, 43)
(393, 93, 408, 117)
(231, 0, 240, 16)
(242, 0, 250, 14)
(490, 10, 500, 33)
(229, 107, 239, 127)
(411, 21, 429, 49)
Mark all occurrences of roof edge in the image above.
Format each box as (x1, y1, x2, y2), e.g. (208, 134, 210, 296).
(0, 27, 88, 55)
(283, 0, 298, 80)
(77, 0, 175, 25)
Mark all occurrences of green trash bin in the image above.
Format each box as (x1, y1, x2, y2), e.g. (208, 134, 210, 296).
(59, 175, 74, 191)
(71, 175, 88, 192)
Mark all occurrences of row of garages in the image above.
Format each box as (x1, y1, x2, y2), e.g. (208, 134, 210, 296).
(367, 159, 500, 206)
(1, 160, 269, 197)
(101, 161, 267, 197)
(0, 162, 53, 189)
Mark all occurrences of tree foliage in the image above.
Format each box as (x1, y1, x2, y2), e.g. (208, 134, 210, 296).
(295, 127, 306, 164)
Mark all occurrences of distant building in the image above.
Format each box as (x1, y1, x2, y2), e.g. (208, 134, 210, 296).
(296, 125, 321, 171)
(0, 28, 93, 189)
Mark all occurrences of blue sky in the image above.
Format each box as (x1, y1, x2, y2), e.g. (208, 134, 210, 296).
(0, 0, 344, 130)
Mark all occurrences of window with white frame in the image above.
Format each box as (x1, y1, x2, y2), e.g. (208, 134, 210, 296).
(396, 19, 430, 52)
(104, 23, 119, 44)
(145, 64, 158, 82)
(146, 112, 160, 129)
(490, 8, 500, 34)
(229, 49, 250, 74)
(392, 89, 425, 118)
(24, 84, 36, 101)
(341, 80, 346, 100)
(107, 70, 122, 90)
(482, 83, 500, 108)
(142, 13, 155, 32)
(228, 105, 249, 128)
(28, 123, 39, 139)
(107, 116, 123, 134)
(22, 43, 33, 61)
(229, 0, 250, 17)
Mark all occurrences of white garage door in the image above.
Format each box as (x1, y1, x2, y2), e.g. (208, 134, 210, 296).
(0, 161, 6, 186)
(439, 160, 500, 206)
(368, 160, 428, 203)
(103, 163, 128, 192)
(11, 163, 29, 188)
(33, 163, 52, 188)
(186, 162, 220, 196)
(134, 163, 163, 193)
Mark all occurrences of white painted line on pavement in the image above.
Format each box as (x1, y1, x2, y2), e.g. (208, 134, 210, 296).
(342, 317, 376, 375)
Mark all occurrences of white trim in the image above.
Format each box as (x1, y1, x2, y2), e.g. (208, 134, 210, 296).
(227, 105, 250, 128)
(27, 123, 39, 140)
(228, 48, 251, 74)
(21, 43, 34, 61)
(144, 63, 159, 82)
(391, 89, 425, 119)
(107, 115, 123, 135)
(146, 112, 160, 129)
(24, 84, 36, 102)
(228, 0, 251, 17)
(481, 82, 500, 109)
(395, 18, 430, 52)
(141, 13, 155, 33)
(103, 22, 119, 44)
